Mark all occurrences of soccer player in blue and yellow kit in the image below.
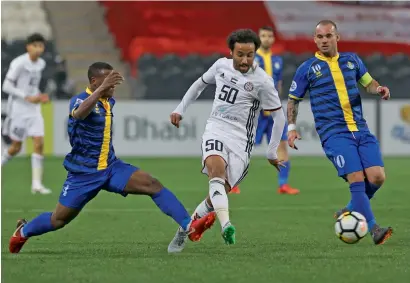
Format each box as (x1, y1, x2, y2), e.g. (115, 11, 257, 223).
(253, 26, 299, 195)
(9, 62, 215, 253)
(287, 20, 392, 245)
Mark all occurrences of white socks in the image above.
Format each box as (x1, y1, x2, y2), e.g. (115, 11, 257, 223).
(209, 177, 230, 229)
(191, 199, 214, 220)
(1, 150, 12, 166)
(31, 153, 44, 188)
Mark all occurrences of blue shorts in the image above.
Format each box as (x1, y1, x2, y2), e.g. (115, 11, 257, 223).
(323, 131, 384, 180)
(255, 114, 287, 145)
(59, 159, 138, 210)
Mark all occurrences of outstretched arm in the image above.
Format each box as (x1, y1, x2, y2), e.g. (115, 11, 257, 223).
(172, 78, 208, 116)
(171, 59, 219, 127)
(266, 107, 285, 162)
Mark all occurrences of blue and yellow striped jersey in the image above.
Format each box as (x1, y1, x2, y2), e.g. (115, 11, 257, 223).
(255, 50, 283, 117)
(289, 52, 373, 143)
(63, 88, 117, 173)
(255, 50, 283, 86)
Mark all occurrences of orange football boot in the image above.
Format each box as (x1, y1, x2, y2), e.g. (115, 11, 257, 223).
(277, 184, 300, 195)
(9, 219, 28, 253)
(230, 186, 241, 194)
(188, 212, 216, 242)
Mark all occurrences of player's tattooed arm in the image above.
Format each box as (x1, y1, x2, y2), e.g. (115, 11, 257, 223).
(287, 98, 300, 124)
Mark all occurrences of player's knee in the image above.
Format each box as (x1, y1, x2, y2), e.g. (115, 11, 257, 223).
(347, 171, 365, 183)
(50, 214, 69, 230)
(147, 177, 163, 194)
(32, 137, 44, 154)
(367, 170, 385, 186)
(9, 141, 22, 155)
(205, 157, 226, 179)
(33, 142, 44, 154)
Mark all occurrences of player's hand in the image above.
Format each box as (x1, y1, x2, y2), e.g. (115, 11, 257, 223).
(170, 112, 182, 128)
(288, 130, 301, 150)
(39, 93, 50, 103)
(268, 159, 286, 172)
(377, 86, 390, 100)
(100, 70, 124, 91)
(24, 96, 42, 104)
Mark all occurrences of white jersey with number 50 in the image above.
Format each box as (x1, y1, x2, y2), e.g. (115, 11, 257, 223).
(201, 58, 281, 153)
(3, 53, 46, 118)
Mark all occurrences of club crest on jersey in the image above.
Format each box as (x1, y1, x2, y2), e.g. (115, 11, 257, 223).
(347, 61, 355, 70)
(244, 82, 254, 92)
(274, 62, 280, 70)
(95, 104, 100, 114)
(290, 81, 297, 92)
(74, 98, 84, 107)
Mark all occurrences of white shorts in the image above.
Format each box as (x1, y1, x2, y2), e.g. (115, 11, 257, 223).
(2, 115, 44, 141)
(201, 132, 250, 188)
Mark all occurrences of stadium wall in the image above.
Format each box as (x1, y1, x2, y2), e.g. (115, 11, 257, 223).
(2, 100, 409, 157)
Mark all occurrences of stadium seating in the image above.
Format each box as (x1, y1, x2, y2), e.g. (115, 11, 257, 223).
(137, 52, 410, 100)
(1, 1, 72, 99)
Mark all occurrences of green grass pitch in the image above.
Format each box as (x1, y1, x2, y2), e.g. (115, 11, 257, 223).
(2, 157, 409, 283)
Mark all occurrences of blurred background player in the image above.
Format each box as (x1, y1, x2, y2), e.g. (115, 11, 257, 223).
(9, 62, 214, 254)
(287, 20, 392, 245)
(1, 33, 51, 194)
(252, 26, 298, 195)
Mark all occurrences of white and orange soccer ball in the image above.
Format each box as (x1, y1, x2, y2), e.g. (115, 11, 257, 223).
(335, 211, 368, 244)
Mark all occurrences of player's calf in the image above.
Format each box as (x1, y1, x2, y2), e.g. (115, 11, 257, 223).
(124, 170, 193, 232)
(1, 141, 22, 166)
(9, 204, 79, 253)
(205, 156, 232, 232)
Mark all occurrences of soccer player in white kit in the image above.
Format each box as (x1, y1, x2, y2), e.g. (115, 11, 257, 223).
(168, 29, 286, 252)
(2, 33, 52, 194)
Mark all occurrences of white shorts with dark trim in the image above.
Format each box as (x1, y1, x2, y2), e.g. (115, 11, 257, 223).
(201, 131, 250, 188)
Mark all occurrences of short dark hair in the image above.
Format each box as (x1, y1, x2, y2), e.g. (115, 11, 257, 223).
(227, 29, 261, 51)
(316, 20, 338, 31)
(259, 26, 274, 33)
(87, 62, 113, 82)
(26, 33, 45, 45)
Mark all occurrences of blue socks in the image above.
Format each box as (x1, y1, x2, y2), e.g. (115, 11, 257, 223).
(278, 160, 290, 187)
(346, 179, 381, 210)
(151, 188, 191, 231)
(349, 182, 376, 231)
(21, 212, 55, 238)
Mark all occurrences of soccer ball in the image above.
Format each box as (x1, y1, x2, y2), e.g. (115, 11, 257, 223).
(335, 211, 368, 244)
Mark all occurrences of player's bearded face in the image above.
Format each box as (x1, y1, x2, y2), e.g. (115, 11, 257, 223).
(314, 24, 339, 57)
(259, 30, 274, 49)
(26, 42, 45, 58)
(232, 43, 256, 73)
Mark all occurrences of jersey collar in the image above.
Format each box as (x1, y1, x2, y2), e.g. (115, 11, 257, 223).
(315, 51, 340, 62)
(86, 87, 110, 102)
(86, 87, 93, 95)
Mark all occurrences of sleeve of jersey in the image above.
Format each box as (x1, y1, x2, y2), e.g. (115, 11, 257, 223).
(173, 60, 218, 116)
(70, 97, 84, 117)
(266, 109, 286, 160)
(259, 77, 282, 111)
(355, 54, 373, 87)
(288, 64, 309, 101)
(2, 60, 27, 99)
